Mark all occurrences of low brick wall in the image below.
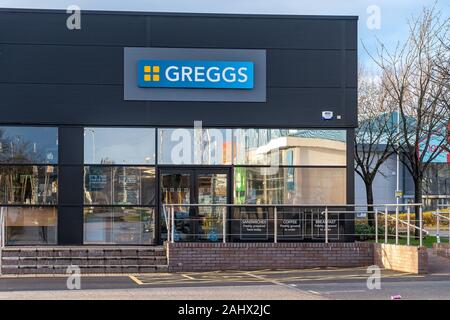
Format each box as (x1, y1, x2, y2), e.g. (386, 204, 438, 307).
(433, 243, 450, 259)
(166, 242, 374, 272)
(373, 243, 428, 274)
(1, 246, 167, 275)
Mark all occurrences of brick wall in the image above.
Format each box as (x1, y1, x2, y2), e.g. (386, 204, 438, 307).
(1, 246, 167, 275)
(433, 243, 450, 259)
(373, 243, 428, 274)
(167, 242, 374, 272)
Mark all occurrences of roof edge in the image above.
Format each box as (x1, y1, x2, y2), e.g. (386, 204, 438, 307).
(0, 7, 359, 20)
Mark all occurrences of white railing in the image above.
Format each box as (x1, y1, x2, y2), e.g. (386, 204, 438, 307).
(162, 203, 427, 246)
(433, 204, 450, 244)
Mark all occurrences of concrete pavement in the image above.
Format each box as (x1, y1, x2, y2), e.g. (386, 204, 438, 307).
(0, 266, 450, 299)
(0, 284, 322, 300)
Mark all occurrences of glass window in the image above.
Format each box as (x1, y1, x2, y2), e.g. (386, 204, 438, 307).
(3, 206, 57, 245)
(84, 166, 156, 205)
(0, 127, 58, 164)
(84, 128, 156, 164)
(83, 207, 154, 244)
(0, 166, 58, 205)
(234, 167, 346, 205)
(233, 129, 346, 166)
(158, 128, 232, 165)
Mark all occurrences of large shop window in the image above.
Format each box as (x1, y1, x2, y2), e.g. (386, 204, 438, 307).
(0, 126, 58, 245)
(233, 129, 346, 166)
(84, 207, 154, 244)
(234, 167, 346, 205)
(158, 128, 233, 165)
(84, 127, 156, 165)
(83, 128, 156, 244)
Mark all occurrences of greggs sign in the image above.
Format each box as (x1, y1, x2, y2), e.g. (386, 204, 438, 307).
(138, 60, 254, 89)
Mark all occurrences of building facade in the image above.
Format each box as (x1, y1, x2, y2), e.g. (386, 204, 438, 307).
(0, 9, 357, 246)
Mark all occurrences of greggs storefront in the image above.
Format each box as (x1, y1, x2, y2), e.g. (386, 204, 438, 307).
(0, 8, 357, 246)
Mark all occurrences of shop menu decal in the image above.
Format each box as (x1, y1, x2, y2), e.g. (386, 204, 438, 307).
(240, 218, 268, 240)
(313, 214, 340, 239)
(138, 60, 254, 89)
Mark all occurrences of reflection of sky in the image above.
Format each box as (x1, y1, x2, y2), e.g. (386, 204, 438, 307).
(84, 128, 155, 164)
(158, 128, 231, 164)
(0, 126, 58, 163)
(240, 129, 346, 149)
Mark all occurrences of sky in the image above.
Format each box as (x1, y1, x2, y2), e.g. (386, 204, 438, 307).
(0, 0, 448, 70)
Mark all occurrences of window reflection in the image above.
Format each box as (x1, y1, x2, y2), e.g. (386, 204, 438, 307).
(83, 207, 154, 244)
(158, 128, 232, 165)
(234, 167, 346, 205)
(3, 206, 57, 245)
(84, 128, 156, 164)
(233, 129, 346, 166)
(0, 127, 58, 164)
(0, 166, 58, 205)
(84, 166, 156, 205)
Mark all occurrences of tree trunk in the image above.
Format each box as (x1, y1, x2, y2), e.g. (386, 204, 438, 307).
(414, 178, 423, 237)
(365, 181, 375, 227)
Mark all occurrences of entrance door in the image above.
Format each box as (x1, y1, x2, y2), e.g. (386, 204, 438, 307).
(159, 168, 229, 242)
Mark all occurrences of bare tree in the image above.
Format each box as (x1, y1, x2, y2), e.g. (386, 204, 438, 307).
(355, 68, 398, 226)
(369, 6, 450, 233)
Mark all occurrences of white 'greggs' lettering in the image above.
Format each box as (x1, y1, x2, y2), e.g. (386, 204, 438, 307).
(165, 65, 248, 83)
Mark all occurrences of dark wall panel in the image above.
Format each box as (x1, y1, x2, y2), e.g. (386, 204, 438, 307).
(58, 206, 83, 245)
(0, 9, 358, 128)
(0, 44, 355, 89)
(58, 126, 84, 245)
(0, 11, 148, 46)
(0, 84, 350, 127)
(149, 16, 346, 50)
(0, 44, 124, 85)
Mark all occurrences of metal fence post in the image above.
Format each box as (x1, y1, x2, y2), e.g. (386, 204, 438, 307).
(222, 207, 226, 243)
(419, 206, 423, 247)
(171, 205, 175, 244)
(407, 206, 411, 246)
(325, 207, 329, 244)
(448, 205, 450, 244)
(274, 207, 278, 244)
(0, 208, 3, 276)
(385, 206, 388, 244)
(395, 205, 399, 245)
(436, 207, 441, 244)
(375, 209, 378, 243)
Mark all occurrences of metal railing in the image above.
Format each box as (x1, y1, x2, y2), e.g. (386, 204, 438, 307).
(433, 203, 450, 244)
(0, 207, 5, 275)
(162, 203, 427, 246)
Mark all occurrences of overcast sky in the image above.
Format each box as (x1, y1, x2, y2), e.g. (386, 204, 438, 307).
(0, 0, 448, 70)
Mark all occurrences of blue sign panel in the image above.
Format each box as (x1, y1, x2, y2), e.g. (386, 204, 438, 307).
(137, 60, 254, 89)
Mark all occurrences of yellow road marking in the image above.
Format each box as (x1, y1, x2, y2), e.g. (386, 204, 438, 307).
(129, 275, 144, 285)
(130, 269, 424, 286)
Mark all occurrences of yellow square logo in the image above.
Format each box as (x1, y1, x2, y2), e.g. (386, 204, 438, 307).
(144, 74, 151, 81)
(153, 74, 160, 81)
(144, 65, 151, 73)
(153, 66, 160, 73)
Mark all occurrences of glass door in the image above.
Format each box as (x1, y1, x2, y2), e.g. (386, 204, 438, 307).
(159, 168, 230, 242)
(195, 170, 228, 241)
(160, 169, 193, 241)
